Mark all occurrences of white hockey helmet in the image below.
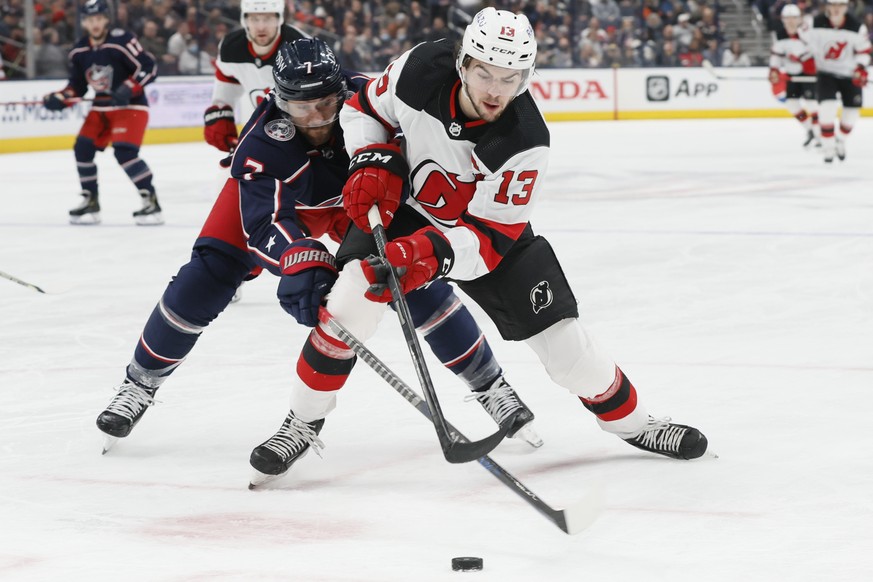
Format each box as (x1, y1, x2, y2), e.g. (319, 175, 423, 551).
(456, 7, 537, 95)
(240, 0, 285, 34)
(780, 4, 801, 18)
(825, 0, 848, 4)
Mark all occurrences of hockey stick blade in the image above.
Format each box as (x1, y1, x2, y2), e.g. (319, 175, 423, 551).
(0, 270, 47, 293)
(320, 307, 601, 534)
(366, 206, 511, 463)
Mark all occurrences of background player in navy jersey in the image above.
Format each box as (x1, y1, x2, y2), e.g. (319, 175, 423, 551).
(203, 0, 308, 157)
(42, 0, 161, 225)
(805, 0, 871, 163)
(251, 8, 709, 481)
(96, 39, 540, 466)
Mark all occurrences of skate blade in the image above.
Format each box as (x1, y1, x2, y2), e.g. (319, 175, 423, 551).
(134, 212, 164, 226)
(70, 213, 101, 225)
(102, 435, 119, 455)
(230, 288, 242, 303)
(248, 469, 283, 489)
(513, 424, 544, 448)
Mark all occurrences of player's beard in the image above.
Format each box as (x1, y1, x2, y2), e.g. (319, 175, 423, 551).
(88, 24, 109, 44)
(299, 122, 334, 147)
(463, 85, 508, 123)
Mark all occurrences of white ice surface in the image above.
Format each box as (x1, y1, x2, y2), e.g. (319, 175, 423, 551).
(1, 119, 871, 581)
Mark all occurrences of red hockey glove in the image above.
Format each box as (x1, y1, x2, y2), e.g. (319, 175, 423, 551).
(204, 104, 239, 152)
(768, 68, 788, 101)
(360, 227, 453, 303)
(277, 239, 338, 327)
(342, 143, 408, 233)
(852, 65, 868, 88)
(768, 68, 782, 85)
(43, 88, 75, 111)
(111, 79, 143, 106)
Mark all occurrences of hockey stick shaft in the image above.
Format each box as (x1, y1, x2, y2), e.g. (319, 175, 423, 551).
(1, 97, 93, 106)
(0, 270, 46, 293)
(318, 307, 597, 534)
(701, 60, 816, 82)
(366, 206, 516, 464)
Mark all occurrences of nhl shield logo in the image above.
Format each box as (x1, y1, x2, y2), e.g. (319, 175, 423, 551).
(265, 118, 296, 141)
(530, 280, 553, 314)
(448, 122, 462, 137)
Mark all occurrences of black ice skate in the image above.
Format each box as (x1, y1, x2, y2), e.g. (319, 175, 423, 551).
(133, 189, 164, 225)
(466, 378, 543, 448)
(249, 410, 325, 488)
(623, 416, 708, 460)
(69, 191, 101, 225)
(802, 129, 821, 149)
(96, 380, 158, 453)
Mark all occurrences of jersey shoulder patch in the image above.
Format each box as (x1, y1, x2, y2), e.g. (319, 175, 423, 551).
(396, 41, 457, 111)
(109, 28, 127, 38)
(475, 92, 549, 171)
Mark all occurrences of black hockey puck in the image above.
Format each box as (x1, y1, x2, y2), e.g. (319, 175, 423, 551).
(451, 557, 483, 572)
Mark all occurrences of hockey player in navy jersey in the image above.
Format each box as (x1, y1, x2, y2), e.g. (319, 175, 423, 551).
(96, 38, 540, 462)
(805, 0, 871, 163)
(42, 0, 161, 225)
(203, 0, 308, 155)
(251, 8, 709, 481)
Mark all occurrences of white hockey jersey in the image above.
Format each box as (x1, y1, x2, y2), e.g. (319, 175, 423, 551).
(340, 41, 550, 281)
(805, 13, 871, 78)
(212, 24, 309, 121)
(770, 28, 816, 77)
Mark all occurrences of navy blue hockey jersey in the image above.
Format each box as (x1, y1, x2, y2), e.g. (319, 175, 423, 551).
(66, 28, 158, 108)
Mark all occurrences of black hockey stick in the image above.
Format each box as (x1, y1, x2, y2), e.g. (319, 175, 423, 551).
(319, 307, 602, 534)
(366, 205, 518, 463)
(701, 59, 815, 83)
(0, 270, 47, 294)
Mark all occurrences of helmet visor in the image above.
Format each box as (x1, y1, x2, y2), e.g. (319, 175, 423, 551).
(462, 63, 531, 97)
(274, 92, 343, 128)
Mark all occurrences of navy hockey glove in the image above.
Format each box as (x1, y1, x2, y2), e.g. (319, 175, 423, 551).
(111, 80, 143, 107)
(277, 239, 339, 326)
(204, 104, 239, 152)
(43, 90, 73, 111)
(360, 227, 453, 303)
(342, 143, 408, 233)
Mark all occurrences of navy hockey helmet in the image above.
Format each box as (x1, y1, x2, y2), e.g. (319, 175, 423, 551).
(273, 38, 346, 102)
(80, 0, 111, 17)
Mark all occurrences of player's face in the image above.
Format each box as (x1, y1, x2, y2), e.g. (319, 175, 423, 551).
(82, 14, 110, 41)
(276, 93, 343, 145)
(826, 4, 847, 24)
(460, 59, 526, 122)
(782, 15, 801, 34)
(245, 13, 281, 47)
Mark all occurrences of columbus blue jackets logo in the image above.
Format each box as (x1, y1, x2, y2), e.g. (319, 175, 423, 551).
(86, 64, 114, 92)
(265, 118, 295, 141)
(530, 280, 553, 314)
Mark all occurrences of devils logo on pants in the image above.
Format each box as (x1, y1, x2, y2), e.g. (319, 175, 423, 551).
(530, 280, 553, 314)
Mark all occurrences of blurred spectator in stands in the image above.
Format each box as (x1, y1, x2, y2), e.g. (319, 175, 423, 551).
(34, 28, 67, 78)
(547, 35, 576, 68)
(164, 19, 190, 76)
(675, 13, 694, 49)
(697, 6, 721, 44)
(178, 33, 214, 75)
(425, 15, 449, 42)
(721, 39, 751, 67)
(593, 0, 623, 28)
(643, 10, 663, 43)
(603, 41, 623, 67)
(658, 39, 680, 66)
(406, 1, 429, 44)
(336, 25, 365, 70)
(0, 5, 21, 39)
(579, 16, 608, 61)
(679, 37, 704, 66)
(702, 37, 722, 65)
(617, 15, 639, 48)
(140, 19, 167, 66)
(621, 39, 645, 67)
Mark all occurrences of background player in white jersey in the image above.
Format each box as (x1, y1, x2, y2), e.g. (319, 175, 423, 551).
(203, 0, 308, 156)
(248, 8, 708, 483)
(805, 0, 871, 163)
(770, 4, 820, 148)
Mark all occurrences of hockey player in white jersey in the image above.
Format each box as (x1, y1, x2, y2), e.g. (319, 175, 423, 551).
(249, 8, 708, 483)
(770, 4, 820, 148)
(805, 0, 871, 162)
(203, 0, 308, 155)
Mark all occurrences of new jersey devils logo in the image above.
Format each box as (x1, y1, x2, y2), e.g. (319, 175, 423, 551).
(412, 161, 480, 222)
(824, 41, 847, 60)
(530, 280, 553, 314)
